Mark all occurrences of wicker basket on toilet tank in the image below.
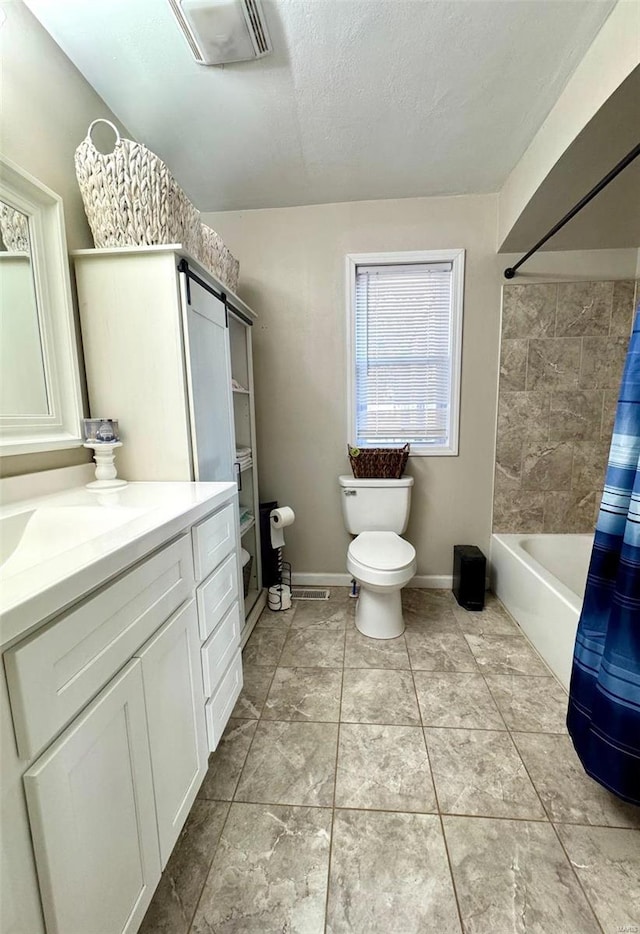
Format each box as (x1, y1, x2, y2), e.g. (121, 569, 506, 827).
(348, 443, 410, 479)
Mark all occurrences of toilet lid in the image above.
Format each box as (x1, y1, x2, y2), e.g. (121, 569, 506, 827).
(349, 532, 415, 570)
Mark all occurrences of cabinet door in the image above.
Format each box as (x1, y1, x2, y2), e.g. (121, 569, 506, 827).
(180, 273, 235, 482)
(135, 599, 207, 866)
(23, 660, 161, 934)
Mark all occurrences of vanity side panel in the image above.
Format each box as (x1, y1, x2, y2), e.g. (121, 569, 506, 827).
(0, 667, 46, 934)
(74, 252, 193, 481)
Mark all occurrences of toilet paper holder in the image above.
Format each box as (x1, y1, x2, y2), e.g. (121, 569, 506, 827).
(269, 505, 295, 549)
(268, 558, 292, 611)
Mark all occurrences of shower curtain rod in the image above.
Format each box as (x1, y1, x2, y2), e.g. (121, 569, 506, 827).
(503, 141, 640, 279)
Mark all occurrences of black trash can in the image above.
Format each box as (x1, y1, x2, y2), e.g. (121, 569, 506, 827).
(452, 545, 486, 610)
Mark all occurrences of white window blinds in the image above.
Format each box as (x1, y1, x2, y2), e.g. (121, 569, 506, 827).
(354, 262, 455, 449)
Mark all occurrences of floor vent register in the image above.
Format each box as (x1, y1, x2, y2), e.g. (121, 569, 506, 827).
(291, 588, 330, 600)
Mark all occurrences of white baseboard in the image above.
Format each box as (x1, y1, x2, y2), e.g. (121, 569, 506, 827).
(410, 575, 453, 589)
(291, 572, 453, 590)
(291, 573, 352, 587)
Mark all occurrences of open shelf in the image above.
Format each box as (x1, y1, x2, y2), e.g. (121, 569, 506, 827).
(232, 387, 251, 396)
(239, 516, 255, 537)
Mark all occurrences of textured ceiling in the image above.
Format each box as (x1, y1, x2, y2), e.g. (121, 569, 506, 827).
(26, 0, 615, 212)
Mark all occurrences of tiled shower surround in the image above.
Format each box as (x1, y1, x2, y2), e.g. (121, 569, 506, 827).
(494, 279, 639, 533)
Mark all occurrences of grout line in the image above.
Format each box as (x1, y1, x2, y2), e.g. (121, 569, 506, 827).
(322, 807, 336, 934)
(323, 663, 346, 933)
(185, 798, 234, 933)
(437, 810, 548, 824)
(547, 821, 607, 934)
(192, 797, 636, 830)
(413, 664, 466, 933)
(231, 791, 336, 809)
(599, 390, 607, 441)
(218, 715, 568, 734)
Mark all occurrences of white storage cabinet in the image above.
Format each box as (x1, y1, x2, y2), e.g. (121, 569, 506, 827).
(73, 245, 266, 643)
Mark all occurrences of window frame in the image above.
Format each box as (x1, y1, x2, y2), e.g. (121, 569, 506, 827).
(345, 249, 465, 457)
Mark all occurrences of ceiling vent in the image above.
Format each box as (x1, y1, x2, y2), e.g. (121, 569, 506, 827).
(168, 0, 272, 65)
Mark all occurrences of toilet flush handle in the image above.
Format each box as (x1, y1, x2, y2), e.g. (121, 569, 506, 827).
(343, 489, 357, 496)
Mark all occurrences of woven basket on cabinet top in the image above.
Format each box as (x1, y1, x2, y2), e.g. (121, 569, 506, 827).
(199, 223, 240, 293)
(74, 119, 201, 259)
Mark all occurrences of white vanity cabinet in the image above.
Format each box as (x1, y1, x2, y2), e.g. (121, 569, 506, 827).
(0, 482, 243, 934)
(23, 660, 162, 934)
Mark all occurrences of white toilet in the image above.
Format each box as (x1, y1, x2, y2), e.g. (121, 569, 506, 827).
(339, 475, 417, 639)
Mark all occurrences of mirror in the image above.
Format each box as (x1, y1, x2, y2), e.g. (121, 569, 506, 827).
(0, 201, 49, 415)
(0, 158, 83, 455)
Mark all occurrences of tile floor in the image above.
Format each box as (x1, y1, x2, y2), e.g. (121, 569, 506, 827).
(140, 588, 640, 934)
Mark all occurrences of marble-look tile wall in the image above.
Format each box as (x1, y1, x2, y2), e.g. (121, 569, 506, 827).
(493, 279, 639, 533)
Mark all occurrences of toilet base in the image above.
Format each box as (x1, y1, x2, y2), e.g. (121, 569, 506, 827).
(355, 586, 405, 639)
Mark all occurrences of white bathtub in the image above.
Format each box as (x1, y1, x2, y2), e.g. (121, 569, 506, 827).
(490, 533, 593, 691)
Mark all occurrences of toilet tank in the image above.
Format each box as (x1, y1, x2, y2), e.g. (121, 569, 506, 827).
(338, 476, 414, 534)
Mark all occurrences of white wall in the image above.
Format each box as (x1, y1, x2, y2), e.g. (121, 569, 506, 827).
(0, 0, 129, 477)
(205, 195, 502, 579)
(205, 196, 640, 579)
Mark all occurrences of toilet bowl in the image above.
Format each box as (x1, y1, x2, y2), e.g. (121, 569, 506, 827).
(339, 475, 416, 639)
(347, 531, 417, 638)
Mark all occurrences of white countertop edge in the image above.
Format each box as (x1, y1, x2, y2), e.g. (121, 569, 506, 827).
(0, 481, 237, 649)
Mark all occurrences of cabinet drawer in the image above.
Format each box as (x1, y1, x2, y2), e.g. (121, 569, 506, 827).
(204, 649, 243, 753)
(192, 503, 236, 582)
(5, 535, 194, 761)
(196, 551, 239, 641)
(201, 602, 242, 698)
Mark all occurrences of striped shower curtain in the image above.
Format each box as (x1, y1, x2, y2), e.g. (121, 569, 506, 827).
(567, 304, 640, 805)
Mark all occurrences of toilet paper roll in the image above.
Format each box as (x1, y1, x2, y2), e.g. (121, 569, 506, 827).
(270, 506, 295, 549)
(268, 584, 292, 611)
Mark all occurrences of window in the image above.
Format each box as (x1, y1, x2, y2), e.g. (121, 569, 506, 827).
(346, 250, 464, 456)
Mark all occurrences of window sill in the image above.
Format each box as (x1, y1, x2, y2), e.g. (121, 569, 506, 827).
(408, 450, 458, 457)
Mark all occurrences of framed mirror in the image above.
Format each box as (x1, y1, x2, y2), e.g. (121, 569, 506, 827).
(0, 157, 83, 455)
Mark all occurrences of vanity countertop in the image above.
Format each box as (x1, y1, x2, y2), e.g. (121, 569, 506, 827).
(0, 481, 237, 647)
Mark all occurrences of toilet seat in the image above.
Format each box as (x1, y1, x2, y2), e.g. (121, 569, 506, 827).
(349, 531, 415, 571)
(347, 532, 416, 590)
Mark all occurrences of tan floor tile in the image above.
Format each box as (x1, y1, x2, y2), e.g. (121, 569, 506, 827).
(335, 723, 436, 812)
(425, 727, 546, 819)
